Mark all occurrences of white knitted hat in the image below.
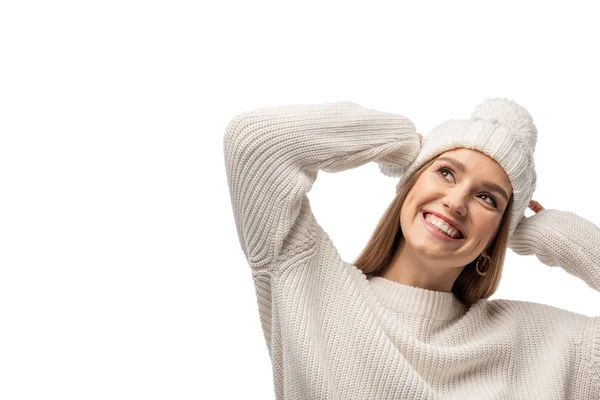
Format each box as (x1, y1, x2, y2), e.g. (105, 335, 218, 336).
(379, 98, 537, 239)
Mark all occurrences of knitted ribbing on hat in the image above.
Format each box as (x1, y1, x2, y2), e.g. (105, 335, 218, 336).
(471, 98, 538, 182)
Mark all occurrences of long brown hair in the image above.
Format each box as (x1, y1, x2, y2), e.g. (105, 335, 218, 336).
(352, 156, 513, 307)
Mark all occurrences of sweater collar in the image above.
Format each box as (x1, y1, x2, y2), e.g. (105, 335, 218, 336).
(367, 276, 467, 320)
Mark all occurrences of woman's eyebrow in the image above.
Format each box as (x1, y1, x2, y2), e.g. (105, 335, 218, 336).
(436, 156, 509, 202)
(482, 182, 509, 203)
(437, 156, 467, 173)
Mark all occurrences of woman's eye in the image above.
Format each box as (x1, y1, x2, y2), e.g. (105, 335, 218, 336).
(479, 194, 498, 208)
(437, 167, 454, 181)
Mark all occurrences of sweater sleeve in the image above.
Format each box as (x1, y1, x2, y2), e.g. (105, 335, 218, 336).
(508, 209, 600, 294)
(223, 101, 420, 272)
(586, 316, 600, 392)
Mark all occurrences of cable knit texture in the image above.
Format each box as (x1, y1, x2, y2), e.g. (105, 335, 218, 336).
(223, 101, 600, 399)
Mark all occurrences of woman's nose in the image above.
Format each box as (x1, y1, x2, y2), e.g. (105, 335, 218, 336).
(443, 193, 468, 216)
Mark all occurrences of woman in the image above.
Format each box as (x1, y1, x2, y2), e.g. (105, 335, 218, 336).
(223, 99, 600, 399)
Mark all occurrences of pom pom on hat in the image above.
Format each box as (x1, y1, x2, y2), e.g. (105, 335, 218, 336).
(470, 97, 538, 153)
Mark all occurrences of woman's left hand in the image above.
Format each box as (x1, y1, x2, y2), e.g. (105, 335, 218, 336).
(522, 200, 545, 220)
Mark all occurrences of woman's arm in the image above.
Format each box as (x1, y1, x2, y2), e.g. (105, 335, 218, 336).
(508, 209, 600, 294)
(223, 101, 420, 272)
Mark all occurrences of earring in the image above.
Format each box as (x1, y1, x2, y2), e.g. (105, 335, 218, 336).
(476, 253, 491, 276)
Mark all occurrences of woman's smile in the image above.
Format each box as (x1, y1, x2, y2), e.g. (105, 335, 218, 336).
(421, 211, 466, 243)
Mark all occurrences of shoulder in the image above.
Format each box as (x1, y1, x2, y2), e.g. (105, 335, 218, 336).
(470, 298, 591, 342)
(482, 297, 589, 317)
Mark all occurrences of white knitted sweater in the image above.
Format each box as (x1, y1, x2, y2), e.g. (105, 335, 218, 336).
(223, 101, 600, 399)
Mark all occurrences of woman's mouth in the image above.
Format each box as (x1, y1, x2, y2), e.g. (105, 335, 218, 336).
(421, 212, 466, 242)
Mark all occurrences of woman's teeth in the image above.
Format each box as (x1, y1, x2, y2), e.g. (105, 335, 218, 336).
(424, 213, 462, 239)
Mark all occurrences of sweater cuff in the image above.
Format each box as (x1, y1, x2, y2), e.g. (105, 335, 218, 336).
(508, 209, 562, 266)
(376, 135, 421, 178)
(377, 162, 411, 178)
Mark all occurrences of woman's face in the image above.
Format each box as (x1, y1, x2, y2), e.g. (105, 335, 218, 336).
(400, 148, 512, 269)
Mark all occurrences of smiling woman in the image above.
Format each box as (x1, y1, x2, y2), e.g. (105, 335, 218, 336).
(354, 148, 516, 301)
(378, 148, 515, 294)
(356, 97, 540, 304)
(224, 99, 600, 399)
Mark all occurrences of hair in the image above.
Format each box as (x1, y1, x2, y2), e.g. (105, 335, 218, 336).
(352, 155, 514, 308)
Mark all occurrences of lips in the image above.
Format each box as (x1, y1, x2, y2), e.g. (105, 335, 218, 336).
(422, 211, 466, 238)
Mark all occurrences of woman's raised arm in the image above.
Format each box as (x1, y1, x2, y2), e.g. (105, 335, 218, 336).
(509, 208, 600, 295)
(223, 101, 420, 272)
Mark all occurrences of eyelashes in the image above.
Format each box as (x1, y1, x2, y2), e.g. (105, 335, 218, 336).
(434, 164, 499, 209)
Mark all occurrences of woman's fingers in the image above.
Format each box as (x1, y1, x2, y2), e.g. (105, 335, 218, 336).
(522, 200, 545, 220)
(530, 200, 545, 213)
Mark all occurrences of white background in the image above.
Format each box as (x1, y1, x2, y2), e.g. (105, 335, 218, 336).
(1, 0, 599, 399)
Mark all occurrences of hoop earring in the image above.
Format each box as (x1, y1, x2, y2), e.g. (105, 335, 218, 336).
(476, 253, 491, 276)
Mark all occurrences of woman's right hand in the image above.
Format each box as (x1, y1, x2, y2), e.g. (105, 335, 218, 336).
(522, 200, 545, 220)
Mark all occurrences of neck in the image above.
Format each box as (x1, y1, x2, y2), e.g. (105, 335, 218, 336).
(380, 238, 465, 293)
